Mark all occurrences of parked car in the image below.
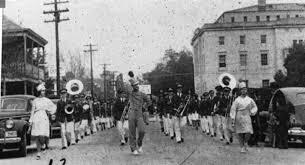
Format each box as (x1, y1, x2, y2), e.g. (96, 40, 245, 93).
(0, 95, 35, 157)
(263, 87, 305, 146)
(50, 99, 61, 138)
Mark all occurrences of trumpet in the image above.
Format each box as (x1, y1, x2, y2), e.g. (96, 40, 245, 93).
(83, 103, 90, 111)
(175, 96, 191, 117)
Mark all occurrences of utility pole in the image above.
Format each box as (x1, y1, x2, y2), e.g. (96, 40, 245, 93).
(101, 64, 110, 103)
(84, 44, 98, 97)
(43, 0, 69, 95)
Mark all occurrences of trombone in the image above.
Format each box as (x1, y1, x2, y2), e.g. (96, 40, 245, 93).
(120, 102, 130, 123)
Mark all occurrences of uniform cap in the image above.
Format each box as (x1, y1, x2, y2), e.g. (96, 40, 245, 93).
(36, 83, 46, 91)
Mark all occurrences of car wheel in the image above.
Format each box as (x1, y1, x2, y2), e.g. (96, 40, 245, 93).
(19, 133, 27, 157)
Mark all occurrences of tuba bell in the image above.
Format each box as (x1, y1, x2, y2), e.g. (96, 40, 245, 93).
(65, 104, 74, 114)
(66, 79, 84, 95)
(218, 72, 237, 90)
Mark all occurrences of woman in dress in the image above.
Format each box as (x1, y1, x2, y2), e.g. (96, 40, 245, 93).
(230, 82, 258, 153)
(29, 83, 56, 159)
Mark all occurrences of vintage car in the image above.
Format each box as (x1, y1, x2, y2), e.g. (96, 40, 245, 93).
(264, 87, 305, 146)
(0, 95, 35, 157)
(50, 99, 61, 138)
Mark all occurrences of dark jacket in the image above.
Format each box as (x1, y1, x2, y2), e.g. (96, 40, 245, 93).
(56, 99, 74, 123)
(164, 95, 177, 116)
(113, 98, 128, 121)
(82, 101, 91, 120)
(175, 94, 188, 116)
(157, 96, 165, 116)
(206, 97, 214, 116)
(74, 102, 83, 122)
(217, 96, 231, 116)
(93, 102, 101, 117)
(199, 99, 209, 116)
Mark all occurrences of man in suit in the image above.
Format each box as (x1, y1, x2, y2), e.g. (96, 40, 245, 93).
(173, 84, 188, 143)
(56, 89, 76, 149)
(73, 94, 83, 143)
(113, 90, 129, 145)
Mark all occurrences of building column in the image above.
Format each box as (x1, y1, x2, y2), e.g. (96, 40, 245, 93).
(23, 34, 27, 95)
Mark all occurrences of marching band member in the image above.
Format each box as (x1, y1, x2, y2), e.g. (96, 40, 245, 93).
(165, 88, 176, 139)
(187, 90, 193, 126)
(29, 83, 56, 160)
(190, 94, 200, 130)
(113, 90, 129, 145)
(173, 84, 188, 143)
(73, 94, 83, 143)
(163, 91, 171, 136)
(207, 90, 215, 137)
(217, 87, 233, 144)
(81, 95, 92, 136)
(91, 97, 100, 133)
(213, 86, 223, 138)
(56, 88, 76, 149)
(230, 82, 258, 153)
(199, 92, 209, 134)
(125, 71, 151, 155)
(157, 90, 165, 133)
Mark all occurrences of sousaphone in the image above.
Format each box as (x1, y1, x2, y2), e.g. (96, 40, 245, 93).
(66, 79, 84, 95)
(218, 72, 237, 90)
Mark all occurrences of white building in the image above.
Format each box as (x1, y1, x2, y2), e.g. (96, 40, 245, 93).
(191, 0, 305, 95)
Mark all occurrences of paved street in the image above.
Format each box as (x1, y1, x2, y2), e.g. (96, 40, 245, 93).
(1, 121, 305, 165)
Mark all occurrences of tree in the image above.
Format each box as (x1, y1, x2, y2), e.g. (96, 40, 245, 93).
(283, 43, 305, 87)
(273, 70, 286, 87)
(143, 48, 194, 95)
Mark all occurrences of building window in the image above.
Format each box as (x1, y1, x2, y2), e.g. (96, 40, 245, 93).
(266, 15, 270, 21)
(261, 35, 267, 44)
(244, 16, 248, 22)
(293, 40, 298, 46)
(219, 36, 225, 45)
(261, 53, 268, 65)
(256, 16, 260, 22)
(219, 55, 226, 68)
(240, 54, 247, 66)
(262, 80, 270, 88)
(240, 35, 246, 44)
(296, 15, 299, 18)
(231, 17, 235, 23)
(276, 15, 280, 20)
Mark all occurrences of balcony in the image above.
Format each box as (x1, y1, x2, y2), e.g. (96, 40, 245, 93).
(2, 62, 44, 81)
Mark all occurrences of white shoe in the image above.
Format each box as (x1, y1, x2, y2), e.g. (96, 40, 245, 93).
(138, 147, 143, 153)
(132, 150, 139, 155)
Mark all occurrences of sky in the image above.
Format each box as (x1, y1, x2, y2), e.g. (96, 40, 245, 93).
(3, 0, 305, 79)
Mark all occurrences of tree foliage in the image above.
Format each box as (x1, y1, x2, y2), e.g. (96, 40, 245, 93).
(143, 48, 194, 95)
(274, 43, 305, 87)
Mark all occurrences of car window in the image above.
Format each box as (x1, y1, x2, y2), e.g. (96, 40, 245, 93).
(1, 98, 27, 111)
(295, 93, 305, 106)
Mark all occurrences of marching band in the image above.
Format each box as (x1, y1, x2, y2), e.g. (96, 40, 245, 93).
(29, 71, 261, 159)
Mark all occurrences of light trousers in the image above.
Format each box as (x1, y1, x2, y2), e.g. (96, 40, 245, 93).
(74, 121, 82, 140)
(60, 121, 76, 147)
(80, 119, 91, 136)
(200, 116, 209, 132)
(207, 115, 214, 135)
(117, 120, 129, 142)
(174, 116, 187, 142)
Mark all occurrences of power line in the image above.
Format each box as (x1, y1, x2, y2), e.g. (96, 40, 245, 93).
(84, 44, 98, 97)
(43, 0, 69, 95)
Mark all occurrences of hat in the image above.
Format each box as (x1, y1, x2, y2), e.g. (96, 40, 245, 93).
(215, 85, 223, 91)
(203, 92, 209, 96)
(168, 88, 174, 92)
(36, 83, 46, 91)
(74, 94, 80, 99)
(223, 87, 231, 92)
(79, 93, 85, 98)
(60, 88, 67, 94)
(239, 82, 247, 89)
(209, 90, 214, 94)
(177, 84, 183, 88)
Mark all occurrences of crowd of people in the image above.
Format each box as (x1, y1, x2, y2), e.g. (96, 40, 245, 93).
(29, 83, 115, 160)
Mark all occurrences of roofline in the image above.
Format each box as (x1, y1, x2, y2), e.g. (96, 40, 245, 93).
(3, 28, 48, 46)
(191, 19, 305, 45)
